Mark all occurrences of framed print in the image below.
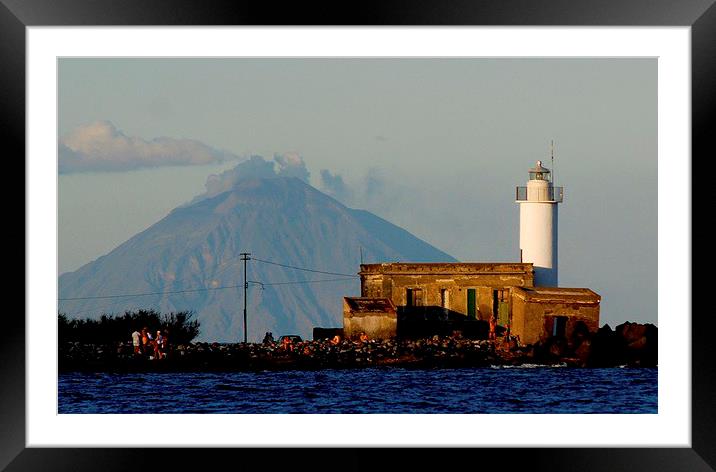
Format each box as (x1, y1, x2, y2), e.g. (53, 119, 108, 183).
(6, 0, 711, 469)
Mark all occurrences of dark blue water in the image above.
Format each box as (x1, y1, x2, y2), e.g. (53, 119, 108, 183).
(58, 367, 657, 414)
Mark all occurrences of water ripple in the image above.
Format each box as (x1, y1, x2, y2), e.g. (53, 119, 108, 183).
(58, 368, 657, 414)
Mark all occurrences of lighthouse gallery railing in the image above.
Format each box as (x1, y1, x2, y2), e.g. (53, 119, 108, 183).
(515, 186, 564, 202)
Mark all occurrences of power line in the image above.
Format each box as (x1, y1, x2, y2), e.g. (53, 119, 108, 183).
(60, 255, 360, 302)
(58, 277, 356, 304)
(58, 283, 244, 301)
(260, 277, 357, 286)
(58, 277, 356, 318)
(58, 251, 255, 304)
(58, 255, 360, 318)
(251, 257, 359, 278)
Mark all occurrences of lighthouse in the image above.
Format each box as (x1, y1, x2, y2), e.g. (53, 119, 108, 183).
(516, 160, 564, 286)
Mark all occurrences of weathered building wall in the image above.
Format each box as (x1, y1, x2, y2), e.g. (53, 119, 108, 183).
(344, 314, 397, 340)
(343, 297, 397, 340)
(352, 265, 600, 344)
(511, 287, 600, 345)
(360, 263, 534, 322)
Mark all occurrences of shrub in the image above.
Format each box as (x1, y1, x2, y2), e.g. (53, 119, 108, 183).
(58, 309, 200, 345)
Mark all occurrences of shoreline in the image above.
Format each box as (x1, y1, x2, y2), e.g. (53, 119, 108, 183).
(59, 326, 657, 373)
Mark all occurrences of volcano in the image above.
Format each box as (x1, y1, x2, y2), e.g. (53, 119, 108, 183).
(59, 177, 456, 341)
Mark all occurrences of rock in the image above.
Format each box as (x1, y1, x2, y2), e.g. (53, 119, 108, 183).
(598, 324, 613, 335)
(548, 339, 565, 358)
(615, 321, 648, 344)
(627, 336, 647, 351)
(575, 338, 592, 364)
(569, 320, 591, 350)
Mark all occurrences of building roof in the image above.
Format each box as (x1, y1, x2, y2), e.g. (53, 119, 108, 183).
(344, 297, 397, 314)
(359, 262, 533, 275)
(512, 286, 600, 304)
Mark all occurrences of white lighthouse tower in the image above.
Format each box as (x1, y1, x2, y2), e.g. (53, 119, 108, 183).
(516, 159, 564, 286)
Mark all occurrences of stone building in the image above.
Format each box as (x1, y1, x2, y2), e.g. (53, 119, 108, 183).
(343, 297, 397, 340)
(359, 262, 533, 323)
(342, 261, 600, 345)
(511, 286, 601, 345)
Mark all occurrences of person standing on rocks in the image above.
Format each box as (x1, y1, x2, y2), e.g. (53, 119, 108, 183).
(160, 330, 170, 358)
(140, 327, 150, 355)
(155, 330, 165, 359)
(131, 329, 141, 355)
(146, 329, 156, 359)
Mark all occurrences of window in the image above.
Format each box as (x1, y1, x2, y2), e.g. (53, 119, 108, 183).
(495, 288, 509, 302)
(406, 288, 423, 307)
(440, 289, 449, 309)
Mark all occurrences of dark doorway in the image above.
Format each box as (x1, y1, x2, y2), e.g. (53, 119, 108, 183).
(493, 289, 510, 327)
(467, 289, 476, 318)
(553, 316, 567, 337)
(406, 288, 423, 307)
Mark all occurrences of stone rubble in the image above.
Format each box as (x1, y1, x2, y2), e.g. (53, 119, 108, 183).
(59, 322, 657, 372)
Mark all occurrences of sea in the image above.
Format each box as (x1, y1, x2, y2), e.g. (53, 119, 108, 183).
(58, 366, 657, 414)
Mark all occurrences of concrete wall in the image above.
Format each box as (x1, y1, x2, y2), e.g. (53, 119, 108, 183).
(343, 312, 397, 340)
(360, 263, 533, 322)
(511, 296, 600, 345)
(343, 298, 397, 340)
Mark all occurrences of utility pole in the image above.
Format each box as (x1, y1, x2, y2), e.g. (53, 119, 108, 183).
(240, 252, 251, 343)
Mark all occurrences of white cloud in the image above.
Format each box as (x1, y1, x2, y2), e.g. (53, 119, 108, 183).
(59, 121, 237, 173)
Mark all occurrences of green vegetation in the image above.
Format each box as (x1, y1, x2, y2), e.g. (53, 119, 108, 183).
(58, 309, 200, 345)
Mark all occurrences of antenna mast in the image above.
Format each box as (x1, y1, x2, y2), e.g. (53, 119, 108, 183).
(551, 140, 555, 184)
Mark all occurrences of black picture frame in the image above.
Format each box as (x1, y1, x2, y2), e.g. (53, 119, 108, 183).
(5, 0, 709, 470)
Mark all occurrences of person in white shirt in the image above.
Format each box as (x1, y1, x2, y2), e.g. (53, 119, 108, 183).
(131, 329, 141, 355)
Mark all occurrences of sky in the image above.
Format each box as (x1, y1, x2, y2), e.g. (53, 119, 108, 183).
(58, 58, 657, 327)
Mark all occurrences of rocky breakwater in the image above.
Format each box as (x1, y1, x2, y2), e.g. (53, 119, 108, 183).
(60, 336, 521, 372)
(58, 322, 657, 372)
(531, 321, 658, 367)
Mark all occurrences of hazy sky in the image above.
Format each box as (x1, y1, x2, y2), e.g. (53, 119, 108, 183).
(58, 58, 657, 327)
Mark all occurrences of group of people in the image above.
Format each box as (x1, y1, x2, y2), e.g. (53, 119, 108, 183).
(259, 331, 369, 351)
(131, 327, 169, 360)
(329, 332, 367, 345)
(488, 317, 512, 341)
